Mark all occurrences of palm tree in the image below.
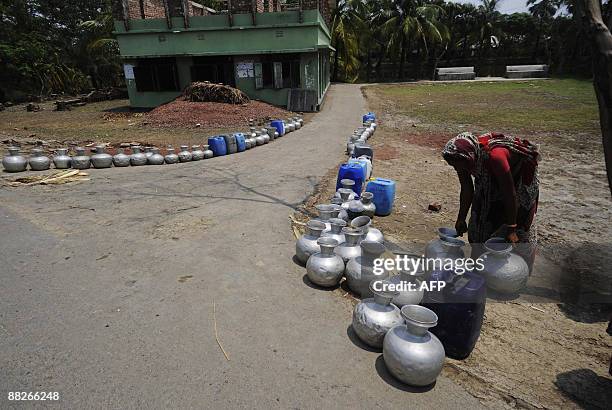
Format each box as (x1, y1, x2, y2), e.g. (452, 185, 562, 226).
(477, 0, 502, 59)
(381, 0, 449, 80)
(79, 1, 120, 88)
(527, 0, 559, 60)
(330, 0, 366, 82)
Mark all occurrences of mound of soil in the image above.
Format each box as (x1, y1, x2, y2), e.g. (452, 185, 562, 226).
(145, 100, 292, 128)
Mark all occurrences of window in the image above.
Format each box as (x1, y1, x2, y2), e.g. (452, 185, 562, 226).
(254, 59, 301, 90)
(133, 59, 179, 92)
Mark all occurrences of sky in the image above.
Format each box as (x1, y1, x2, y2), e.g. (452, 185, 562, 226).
(451, 0, 530, 14)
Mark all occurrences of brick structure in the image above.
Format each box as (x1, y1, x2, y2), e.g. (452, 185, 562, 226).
(127, 0, 166, 19)
(126, 0, 209, 19)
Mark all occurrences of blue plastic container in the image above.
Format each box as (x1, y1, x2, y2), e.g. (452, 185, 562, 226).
(336, 163, 365, 196)
(234, 133, 246, 152)
(347, 158, 368, 182)
(422, 270, 486, 360)
(270, 120, 285, 136)
(208, 136, 227, 156)
(365, 178, 395, 216)
(362, 112, 376, 123)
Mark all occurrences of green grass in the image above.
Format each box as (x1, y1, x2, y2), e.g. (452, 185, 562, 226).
(365, 79, 600, 135)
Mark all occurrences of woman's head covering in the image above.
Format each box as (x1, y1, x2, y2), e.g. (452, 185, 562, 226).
(442, 131, 539, 172)
(442, 132, 481, 169)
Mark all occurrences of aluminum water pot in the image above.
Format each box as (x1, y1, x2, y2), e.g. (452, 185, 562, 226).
(334, 179, 356, 200)
(28, 148, 51, 171)
(383, 305, 445, 386)
(322, 218, 347, 244)
(314, 204, 340, 231)
(353, 280, 403, 348)
(295, 220, 326, 264)
(338, 189, 355, 214)
(360, 192, 376, 218)
(202, 145, 213, 159)
(113, 148, 130, 167)
(351, 216, 384, 244)
(148, 148, 165, 165)
(91, 146, 113, 168)
(480, 237, 529, 294)
(2, 147, 28, 172)
(424, 227, 465, 268)
(334, 227, 362, 263)
(306, 237, 345, 287)
(255, 132, 265, 146)
(53, 148, 72, 169)
(71, 147, 91, 169)
(330, 200, 349, 221)
(390, 266, 425, 307)
(346, 240, 389, 297)
(164, 146, 179, 164)
(191, 145, 204, 161)
(178, 145, 192, 162)
(144, 147, 154, 161)
(130, 146, 147, 166)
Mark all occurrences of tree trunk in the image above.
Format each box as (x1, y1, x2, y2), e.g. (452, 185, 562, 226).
(579, 0, 612, 195)
(398, 37, 407, 80)
(332, 48, 339, 82)
(375, 46, 386, 81)
(366, 49, 371, 83)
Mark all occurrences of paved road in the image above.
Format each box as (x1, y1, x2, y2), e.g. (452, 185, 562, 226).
(0, 84, 483, 408)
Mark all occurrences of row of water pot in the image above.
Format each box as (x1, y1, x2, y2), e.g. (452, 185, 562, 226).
(294, 112, 531, 387)
(297, 223, 531, 387)
(1, 116, 303, 173)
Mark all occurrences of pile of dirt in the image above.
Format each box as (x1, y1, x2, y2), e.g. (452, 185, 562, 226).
(183, 82, 249, 104)
(145, 100, 292, 128)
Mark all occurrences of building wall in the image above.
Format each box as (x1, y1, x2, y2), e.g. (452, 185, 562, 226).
(124, 52, 325, 108)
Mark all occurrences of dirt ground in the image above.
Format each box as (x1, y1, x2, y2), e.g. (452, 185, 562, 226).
(294, 80, 612, 409)
(0, 99, 304, 154)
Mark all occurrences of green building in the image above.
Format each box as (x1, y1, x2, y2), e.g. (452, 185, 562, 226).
(113, 0, 334, 110)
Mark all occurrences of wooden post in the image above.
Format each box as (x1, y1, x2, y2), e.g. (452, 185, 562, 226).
(182, 0, 190, 28)
(139, 0, 145, 18)
(162, 0, 173, 29)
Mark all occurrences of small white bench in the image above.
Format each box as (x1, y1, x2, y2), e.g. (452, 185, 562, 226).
(505, 65, 549, 79)
(435, 67, 476, 81)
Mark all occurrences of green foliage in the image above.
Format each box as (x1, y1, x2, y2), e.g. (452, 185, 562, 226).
(330, 0, 589, 82)
(0, 0, 120, 101)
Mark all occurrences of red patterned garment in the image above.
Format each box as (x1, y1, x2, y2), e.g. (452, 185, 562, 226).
(442, 132, 540, 244)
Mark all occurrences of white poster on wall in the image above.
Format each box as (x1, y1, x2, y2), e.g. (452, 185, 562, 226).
(123, 64, 135, 80)
(236, 62, 254, 78)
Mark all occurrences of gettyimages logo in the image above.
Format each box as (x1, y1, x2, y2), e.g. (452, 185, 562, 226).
(372, 254, 486, 276)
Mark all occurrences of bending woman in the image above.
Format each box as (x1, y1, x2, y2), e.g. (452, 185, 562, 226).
(442, 132, 540, 271)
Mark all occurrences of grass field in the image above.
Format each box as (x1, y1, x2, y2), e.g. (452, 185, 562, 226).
(364, 78, 600, 135)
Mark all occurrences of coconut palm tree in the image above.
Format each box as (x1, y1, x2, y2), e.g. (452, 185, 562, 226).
(330, 0, 366, 82)
(380, 0, 449, 79)
(527, 0, 559, 59)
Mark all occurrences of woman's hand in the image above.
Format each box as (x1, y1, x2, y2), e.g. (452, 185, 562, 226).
(455, 220, 468, 236)
(507, 230, 519, 243)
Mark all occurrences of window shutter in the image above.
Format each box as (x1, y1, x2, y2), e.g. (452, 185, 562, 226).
(254, 63, 263, 89)
(273, 62, 283, 89)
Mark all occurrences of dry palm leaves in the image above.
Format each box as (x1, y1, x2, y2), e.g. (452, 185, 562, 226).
(7, 170, 90, 187)
(183, 82, 250, 105)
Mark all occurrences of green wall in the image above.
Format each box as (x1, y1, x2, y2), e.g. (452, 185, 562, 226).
(116, 10, 332, 109)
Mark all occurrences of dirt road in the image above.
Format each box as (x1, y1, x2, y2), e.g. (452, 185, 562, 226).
(0, 84, 482, 408)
